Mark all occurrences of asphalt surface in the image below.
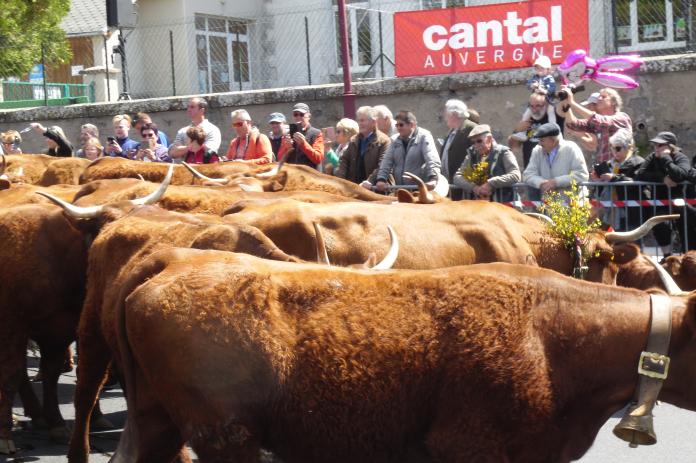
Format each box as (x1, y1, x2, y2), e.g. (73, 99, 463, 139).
(7, 351, 696, 462)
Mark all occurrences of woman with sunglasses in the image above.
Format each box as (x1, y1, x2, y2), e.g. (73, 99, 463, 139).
(0, 130, 22, 154)
(325, 117, 358, 176)
(591, 129, 644, 229)
(634, 131, 693, 257)
(225, 109, 273, 164)
(134, 122, 171, 162)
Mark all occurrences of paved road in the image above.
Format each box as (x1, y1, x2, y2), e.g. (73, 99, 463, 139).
(7, 353, 696, 462)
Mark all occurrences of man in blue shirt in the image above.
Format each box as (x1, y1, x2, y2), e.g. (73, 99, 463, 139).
(104, 114, 139, 158)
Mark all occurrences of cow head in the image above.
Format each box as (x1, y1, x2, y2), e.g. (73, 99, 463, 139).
(663, 253, 696, 292)
(36, 164, 173, 233)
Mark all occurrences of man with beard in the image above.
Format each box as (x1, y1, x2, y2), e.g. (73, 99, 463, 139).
(509, 92, 565, 168)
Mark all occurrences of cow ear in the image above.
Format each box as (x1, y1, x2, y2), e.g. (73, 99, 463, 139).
(396, 189, 415, 203)
(662, 256, 682, 277)
(267, 171, 288, 192)
(611, 243, 641, 265)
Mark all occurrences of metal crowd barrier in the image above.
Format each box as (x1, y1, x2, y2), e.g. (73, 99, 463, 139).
(379, 181, 695, 254)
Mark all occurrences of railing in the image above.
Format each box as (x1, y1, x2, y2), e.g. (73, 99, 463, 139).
(0, 81, 95, 109)
(380, 181, 695, 255)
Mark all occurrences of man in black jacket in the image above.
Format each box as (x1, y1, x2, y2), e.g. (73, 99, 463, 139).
(279, 103, 324, 169)
(440, 99, 476, 200)
(634, 131, 693, 255)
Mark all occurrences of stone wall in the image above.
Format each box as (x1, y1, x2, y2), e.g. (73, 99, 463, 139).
(2, 54, 696, 160)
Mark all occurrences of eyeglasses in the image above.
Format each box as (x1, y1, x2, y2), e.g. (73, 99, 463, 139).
(142, 132, 156, 138)
(473, 138, 486, 144)
(232, 121, 247, 127)
(612, 145, 626, 152)
(396, 122, 407, 127)
(293, 112, 305, 117)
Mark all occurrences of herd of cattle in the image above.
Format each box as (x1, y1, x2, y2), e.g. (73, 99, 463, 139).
(1, 153, 695, 463)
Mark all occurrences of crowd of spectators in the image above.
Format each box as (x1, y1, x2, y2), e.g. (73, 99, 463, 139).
(1, 57, 695, 254)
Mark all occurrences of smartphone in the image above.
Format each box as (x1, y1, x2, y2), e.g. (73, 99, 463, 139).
(147, 137, 157, 150)
(107, 136, 116, 144)
(288, 123, 301, 137)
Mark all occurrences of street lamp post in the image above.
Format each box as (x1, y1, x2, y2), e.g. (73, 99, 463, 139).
(337, 0, 356, 119)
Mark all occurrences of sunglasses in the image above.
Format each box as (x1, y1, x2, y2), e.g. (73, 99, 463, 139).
(232, 121, 248, 127)
(653, 142, 668, 147)
(611, 145, 624, 152)
(473, 138, 486, 144)
(293, 112, 305, 117)
(142, 132, 156, 138)
(396, 122, 408, 127)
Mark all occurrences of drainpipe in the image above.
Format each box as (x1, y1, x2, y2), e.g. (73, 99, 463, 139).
(337, 0, 356, 119)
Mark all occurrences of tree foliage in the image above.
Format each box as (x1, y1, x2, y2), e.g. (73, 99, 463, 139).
(0, 0, 72, 79)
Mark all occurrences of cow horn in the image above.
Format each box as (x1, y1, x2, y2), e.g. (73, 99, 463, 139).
(36, 191, 105, 219)
(403, 172, 434, 204)
(525, 212, 555, 226)
(313, 221, 330, 265)
(0, 154, 5, 175)
(130, 164, 173, 206)
(256, 159, 285, 179)
(182, 161, 227, 184)
(370, 226, 399, 270)
(136, 174, 145, 182)
(605, 215, 681, 243)
(643, 255, 687, 296)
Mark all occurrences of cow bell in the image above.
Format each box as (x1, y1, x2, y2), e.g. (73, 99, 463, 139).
(613, 409, 656, 447)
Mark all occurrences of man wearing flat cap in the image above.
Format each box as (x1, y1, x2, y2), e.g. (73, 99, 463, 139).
(453, 124, 520, 202)
(523, 122, 588, 197)
(278, 102, 324, 169)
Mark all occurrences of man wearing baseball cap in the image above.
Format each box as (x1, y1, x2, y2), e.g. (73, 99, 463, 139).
(278, 102, 324, 168)
(523, 122, 588, 198)
(267, 112, 287, 158)
(635, 131, 693, 256)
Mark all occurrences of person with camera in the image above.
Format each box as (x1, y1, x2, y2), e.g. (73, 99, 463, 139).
(134, 112, 169, 148)
(324, 118, 359, 176)
(591, 129, 644, 230)
(508, 92, 565, 168)
(374, 110, 441, 193)
(634, 131, 693, 256)
(335, 106, 391, 188)
(30, 123, 73, 157)
(523, 122, 588, 199)
(103, 114, 139, 158)
(559, 87, 632, 164)
(1, 130, 23, 154)
(277, 103, 324, 169)
(133, 122, 171, 163)
(225, 109, 273, 165)
(453, 124, 520, 202)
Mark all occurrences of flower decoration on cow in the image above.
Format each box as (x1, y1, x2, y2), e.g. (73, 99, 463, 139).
(557, 49, 644, 90)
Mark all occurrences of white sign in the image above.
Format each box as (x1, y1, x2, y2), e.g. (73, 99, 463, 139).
(71, 65, 84, 77)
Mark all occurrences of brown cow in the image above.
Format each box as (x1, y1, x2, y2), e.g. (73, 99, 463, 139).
(37, 173, 396, 462)
(79, 156, 255, 185)
(0, 183, 80, 207)
(184, 161, 390, 201)
(222, 197, 674, 285)
(72, 178, 386, 216)
(107, 248, 696, 462)
(615, 246, 696, 293)
(1, 154, 89, 186)
(0, 204, 87, 453)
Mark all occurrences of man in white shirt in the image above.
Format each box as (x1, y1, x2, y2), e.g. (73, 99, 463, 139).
(169, 97, 221, 162)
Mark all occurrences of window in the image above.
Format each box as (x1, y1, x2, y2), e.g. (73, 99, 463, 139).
(421, 0, 467, 9)
(195, 14, 251, 94)
(614, 0, 687, 53)
(333, 1, 373, 71)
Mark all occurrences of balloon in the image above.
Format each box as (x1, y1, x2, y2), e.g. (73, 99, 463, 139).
(557, 49, 644, 89)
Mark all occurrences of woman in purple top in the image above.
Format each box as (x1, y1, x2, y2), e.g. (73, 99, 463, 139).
(133, 122, 172, 163)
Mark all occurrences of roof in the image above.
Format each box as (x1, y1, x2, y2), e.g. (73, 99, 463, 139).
(61, 0, 107, 36)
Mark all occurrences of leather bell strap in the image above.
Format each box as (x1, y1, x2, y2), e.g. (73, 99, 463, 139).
(626, 294, 673, 418)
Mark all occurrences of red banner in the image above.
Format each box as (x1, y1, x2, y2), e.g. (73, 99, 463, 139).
(394, 0, 588, 77)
